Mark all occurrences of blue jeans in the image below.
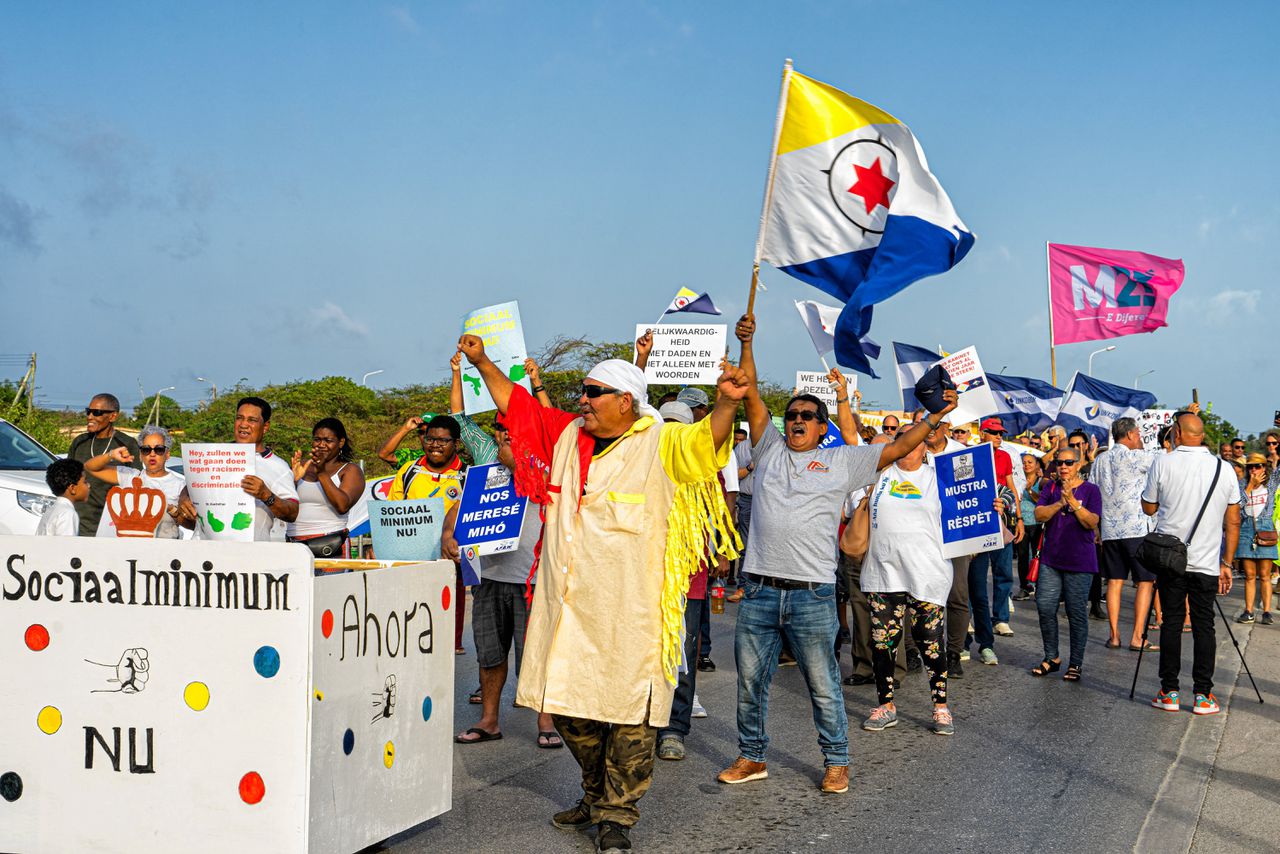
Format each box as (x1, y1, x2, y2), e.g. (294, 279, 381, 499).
(1035, 564, 1092, 668)
(660, 597, 703, 739)
(698, 596, 712, 657)
(734, 579, 847, 767)
(968, 543, 1015, 650)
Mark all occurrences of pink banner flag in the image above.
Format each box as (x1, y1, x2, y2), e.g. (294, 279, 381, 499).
(1048, 243, 1184, 346)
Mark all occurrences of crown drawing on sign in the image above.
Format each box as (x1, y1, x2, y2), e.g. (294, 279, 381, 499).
(105, 477, 167, 538)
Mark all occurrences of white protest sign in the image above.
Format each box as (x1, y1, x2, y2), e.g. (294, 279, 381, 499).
(369, 498, 445, 562)
(0, 537, 313, 854)
(184, 443, 255, 541)
(461, 301, 530, 415)
(933, 347, 998, 426)
(309, 562, 455, 854)
(635, 323, 727, 385)
(794, 371, 857, 411)
(1139, 409, 1175, 450)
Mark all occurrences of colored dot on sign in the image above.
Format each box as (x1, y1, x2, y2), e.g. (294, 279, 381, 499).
(0, 772, 22, 803)
(421, 696, 432, 722)
(253, 646, 280, 678)
(36, 706, 62, 735)
(24, 624, 49, 652)
(441, 586, 451, 611)
(184, 682, 210, 712)
(321, 610, 334, 638)
(383, 741, 395, 769)
(314, 689, 324, 702)
(342, 729, 354, 755)
(239, 771, 265, 805)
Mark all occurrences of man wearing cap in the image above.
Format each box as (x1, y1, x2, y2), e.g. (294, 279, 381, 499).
(458, 335, 745, 852)
(720, 315, 956, 796)
(967, 417, 1023, 665)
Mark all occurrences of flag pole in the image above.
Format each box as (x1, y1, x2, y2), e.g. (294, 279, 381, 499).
(747, 58, 793, 317)
(1046, 241, 1057, 387)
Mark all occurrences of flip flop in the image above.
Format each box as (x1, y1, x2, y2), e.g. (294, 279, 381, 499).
(454, 727, 502, 744)
(536, 731, 564, 749)
(1105, 641, 1122, 649)
(469, 687, 482, 704)
(1129, 641, 1160, 652)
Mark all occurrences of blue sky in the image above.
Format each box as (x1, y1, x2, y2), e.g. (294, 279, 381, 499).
(2, 2, 1277, 432)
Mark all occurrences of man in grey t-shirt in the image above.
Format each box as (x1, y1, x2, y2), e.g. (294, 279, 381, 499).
(717, 314, 957, 795)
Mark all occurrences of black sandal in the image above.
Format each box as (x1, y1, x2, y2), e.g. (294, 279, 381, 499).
(1063, 664, 1082, 682)
(1031, 659, 1061, 677)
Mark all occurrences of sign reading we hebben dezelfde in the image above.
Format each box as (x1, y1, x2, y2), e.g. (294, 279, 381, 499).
(934, 444, 1003, 559)
(453, 463, 527, 556)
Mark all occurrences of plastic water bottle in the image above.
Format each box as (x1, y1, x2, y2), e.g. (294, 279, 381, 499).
(710, 580, 726, 614)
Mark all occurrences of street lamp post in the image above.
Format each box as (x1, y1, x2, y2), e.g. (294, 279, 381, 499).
(1134, 370, 1155, 388)
(195, 376, 218, 405)
(1087, 345, 1116, 376)
(361, 370, 384, 387)
(150, 386, 176, 426)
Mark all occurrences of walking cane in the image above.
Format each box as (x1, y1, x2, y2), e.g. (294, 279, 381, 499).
(1128, 578, 1156, 701)
(1214, 596, 1265, 704)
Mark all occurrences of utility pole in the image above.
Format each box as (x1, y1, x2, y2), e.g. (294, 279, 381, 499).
(9, 353, 35, 413)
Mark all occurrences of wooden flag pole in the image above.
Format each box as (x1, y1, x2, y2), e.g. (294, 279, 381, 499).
(747, 58, 793, 317)
(1046, 241, 1058, 387)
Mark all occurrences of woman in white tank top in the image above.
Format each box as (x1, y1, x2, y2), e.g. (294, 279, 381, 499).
(287, 418, 366, 559)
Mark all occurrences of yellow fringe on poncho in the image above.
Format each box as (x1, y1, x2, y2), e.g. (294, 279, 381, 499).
(659, 477, 742, 686)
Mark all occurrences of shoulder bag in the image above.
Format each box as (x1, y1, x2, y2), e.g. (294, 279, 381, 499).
(839, 495, 871, 560)
(1137, 459, 1222, 577)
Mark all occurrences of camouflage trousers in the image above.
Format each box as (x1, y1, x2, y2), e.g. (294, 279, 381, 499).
(552, 715, 657, 827)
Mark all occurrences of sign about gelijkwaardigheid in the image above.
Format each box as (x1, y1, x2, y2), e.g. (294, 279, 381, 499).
(635, 323, 727, 385)
(935, 444, 1003, 558)
(932, 346, 997, 426)
(369, 497, 445, 561)
(453, 463, 528, 557)
(461, 301, 530, 415)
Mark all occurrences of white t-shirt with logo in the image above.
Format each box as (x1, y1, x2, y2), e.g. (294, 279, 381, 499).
(860, 463, 951, 605)
(96, 467, 186, 539)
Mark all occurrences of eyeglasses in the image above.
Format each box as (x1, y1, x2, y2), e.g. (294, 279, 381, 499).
(784, 410, 820, 422)
(422, 437, 455, 447)
(85, 407, 117, 416)
(580, 384, 623, 399)
(140, 445, 167, 455)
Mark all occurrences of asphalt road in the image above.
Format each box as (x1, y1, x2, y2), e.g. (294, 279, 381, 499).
(373, 583, 1271, 854)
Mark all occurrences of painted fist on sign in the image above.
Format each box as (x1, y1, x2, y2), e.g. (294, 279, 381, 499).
(87, 647, 150, 694)
(372, 674, 397, 723)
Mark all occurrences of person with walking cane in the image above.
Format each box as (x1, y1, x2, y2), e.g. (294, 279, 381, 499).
(1139, 411, 1241, 715)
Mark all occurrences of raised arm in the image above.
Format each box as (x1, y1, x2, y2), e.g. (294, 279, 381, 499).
(85, 446, 133, 484)
(828, 367, 861, 445)
(735, 314, 770, 442)
(877, 392, 958, 470)
(635, 329, 654, 371)
(458, 335, 516, 415)
(378, 416, 422, 466)
(709, 359, 750, 450)
(450, 352, 465, 414)
(525, 358, 552, 407)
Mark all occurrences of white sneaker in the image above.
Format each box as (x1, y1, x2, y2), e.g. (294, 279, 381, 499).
(959, 649, 971, 661)
(691, 694, 708, 718)
(993, 622, 1014, 637)
(1008, 598, 1015, 616)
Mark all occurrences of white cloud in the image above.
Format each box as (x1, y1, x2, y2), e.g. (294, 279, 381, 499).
(309, 301, 369, 337)
(1204, 289, 1261, 323)
(386, 4, 420, 33)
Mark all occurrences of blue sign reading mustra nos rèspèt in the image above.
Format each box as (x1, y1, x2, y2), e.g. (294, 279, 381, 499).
(453, 463, 527, 557)
(934, 444, 1003, 559)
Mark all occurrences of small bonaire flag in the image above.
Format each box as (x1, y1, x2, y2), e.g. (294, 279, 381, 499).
(759, 64, 973, 376)
(664, 287, 722, 316)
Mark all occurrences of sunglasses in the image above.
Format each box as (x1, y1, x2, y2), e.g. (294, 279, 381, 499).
(1267, 441, 1279, 446)
(1055, 459, 1078, 466)
(139, 445, 167, 455)
(580, 384, 623, 399)
(784, 410, 820, 422)
(85, 407, 118, 416)
(1247, 463, 1265, 470)
(1068, 442, 1086, 448)
(982, 429, 1004, 436)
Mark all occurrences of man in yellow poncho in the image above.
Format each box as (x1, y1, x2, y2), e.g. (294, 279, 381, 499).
(458, 334, 744, 853)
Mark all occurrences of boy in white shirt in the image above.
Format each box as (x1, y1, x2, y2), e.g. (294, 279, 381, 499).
(36, 458, 89, 536)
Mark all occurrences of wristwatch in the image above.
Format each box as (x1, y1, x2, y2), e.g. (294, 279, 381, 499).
(264, 493, 276, 507)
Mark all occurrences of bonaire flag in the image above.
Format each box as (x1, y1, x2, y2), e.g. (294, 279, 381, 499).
(663, 287, 722, 316)
(759, 66, 974, 375)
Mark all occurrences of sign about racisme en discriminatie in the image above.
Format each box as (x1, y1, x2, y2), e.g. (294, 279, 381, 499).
(635, 323, 727, 385)
(183, 443, 256, 542)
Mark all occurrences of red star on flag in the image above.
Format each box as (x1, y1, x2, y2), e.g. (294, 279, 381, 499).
(847, 157, 895, 214)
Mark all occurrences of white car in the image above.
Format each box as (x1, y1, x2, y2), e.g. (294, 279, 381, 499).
(0, 418, 58, 534)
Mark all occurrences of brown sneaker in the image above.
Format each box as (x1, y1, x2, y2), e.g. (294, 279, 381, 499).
(820, 765, 850, 794)
(717, 757, 768, 785)
(550, 800, 594, 830)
